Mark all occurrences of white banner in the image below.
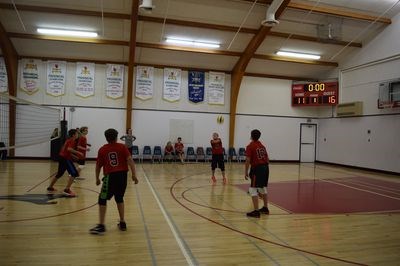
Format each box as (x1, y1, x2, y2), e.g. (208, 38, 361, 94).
(0, 58, 7, 93)
(75, 62, 95, 98)
(106, 64, 124, 99)
(20, 59, 41, 94)
(135, 66, 154, 100)
(46, 61, 66, 97)
(208, 72, 225, 105)
(163, 68, 181, 102)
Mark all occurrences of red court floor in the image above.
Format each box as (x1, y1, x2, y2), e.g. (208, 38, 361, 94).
(238, 176, 400, 214)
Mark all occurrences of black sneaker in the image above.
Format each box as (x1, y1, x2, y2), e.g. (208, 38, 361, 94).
(46, 187, 57, 194)
(259, 206, 270, 214)
(246, 210, 260, 218)
(90, 224, 106, 235)
(118, 221, 127, 231)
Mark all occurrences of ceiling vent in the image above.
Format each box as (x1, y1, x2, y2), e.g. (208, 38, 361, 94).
(261, 0, 285, 27)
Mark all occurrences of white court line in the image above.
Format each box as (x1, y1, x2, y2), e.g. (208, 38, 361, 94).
(142, 170, 196, 266)
(320, 179, 400, 201)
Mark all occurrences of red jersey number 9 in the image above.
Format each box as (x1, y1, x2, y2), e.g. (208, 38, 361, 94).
(108, 152, 119, 166)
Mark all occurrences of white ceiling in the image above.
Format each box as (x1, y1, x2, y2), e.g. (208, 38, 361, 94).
(0, 0, 399, 80)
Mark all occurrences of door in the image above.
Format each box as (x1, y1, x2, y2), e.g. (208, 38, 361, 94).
(299, 123, 317, 163)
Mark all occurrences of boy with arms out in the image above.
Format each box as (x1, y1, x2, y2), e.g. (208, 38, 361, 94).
(47, 129, 83, 197)
(90, 128, 138, 235)
(245, 129, 270, 218)
(210, 132, 226, 184)
(76, 126, 90, 179)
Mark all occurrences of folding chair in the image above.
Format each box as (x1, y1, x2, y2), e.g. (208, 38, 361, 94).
(132, 145, 141, 162)
(186, 147, 196, 162)
(153, 146, 163, 163)
(196, 147, 205, 162)
(205, 147, 212, 162)
(142, 145, 152, 162)
(228, 147, 237, 162)
(238, 147, 246, 162)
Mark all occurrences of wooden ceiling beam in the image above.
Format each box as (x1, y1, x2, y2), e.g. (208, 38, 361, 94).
(8, 32, 338, 66)
(0, 3, 362, 47)
(238, 0, 391, 24)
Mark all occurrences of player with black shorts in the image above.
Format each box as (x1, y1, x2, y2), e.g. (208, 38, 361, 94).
(90, 128, 138, 235)
(245, 129, 270, 218)
(210, 132, 226, 184)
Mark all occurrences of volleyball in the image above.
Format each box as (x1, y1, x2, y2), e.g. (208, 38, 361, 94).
(217, 115, 224, 124)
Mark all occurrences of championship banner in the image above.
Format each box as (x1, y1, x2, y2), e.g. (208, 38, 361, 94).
(20, 59, 41, 95)
(0, 58, 7, 93)
(135, 66, 153, 100)
(46, 61, 66, 97)
(208, 72, 225, 105)
(163, 68, 181, 102)
(106, 64, 124, 99)
(75, 62, 95, 98)
(188, 70, 204, 103)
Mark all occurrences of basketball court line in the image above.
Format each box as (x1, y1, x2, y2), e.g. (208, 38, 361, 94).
(134, 184, 157, 265)
(336, 178, 400, 194)
(26, 172, 57, 192)
(320, 178, 400, 201)
(141, 166, 197, 266)
(170, 176, 368, 266)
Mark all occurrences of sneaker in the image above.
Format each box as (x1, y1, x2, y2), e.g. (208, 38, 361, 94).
(90, 224, 106, 235)
(246, 210, 260, 218)
(259, 206, 270, 214)
(211, 176, 216, 183)
(222, 177, 227, 185)
(46, 187, 57, 194)
(63, 188, 76, 197)
(118, 221, 127, 231)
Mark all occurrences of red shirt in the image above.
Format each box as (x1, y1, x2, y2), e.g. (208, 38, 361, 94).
(175, 142, 184, 153)
(59, 138, 76, 160)
(165, 145, 174, 154)
(77, 136, 87, 158)
(97, 143, 130, 174)
(245, 140, 269, 166)
(211, 138, 223, 155)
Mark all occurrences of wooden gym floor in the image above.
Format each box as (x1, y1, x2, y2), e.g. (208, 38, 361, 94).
(0, 159, 399, 265)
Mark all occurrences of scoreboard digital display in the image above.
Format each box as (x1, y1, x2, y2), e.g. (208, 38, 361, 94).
(292, 81, 338, 106)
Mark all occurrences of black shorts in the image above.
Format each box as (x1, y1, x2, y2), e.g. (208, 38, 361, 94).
(56, 158, 79, 178)
(249, 164, 269, 188)
(211, 154, 225, 171)
(99, 171, 128, 204)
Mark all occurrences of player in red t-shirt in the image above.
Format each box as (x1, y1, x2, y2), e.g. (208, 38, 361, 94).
(76, 126, 90, 179)
(90, 128, 138, 235)
(47, 129, 83, 197)
(245, 129, 270, 218)
(174, 137, 185, 164)
(210, 132, 226, 184)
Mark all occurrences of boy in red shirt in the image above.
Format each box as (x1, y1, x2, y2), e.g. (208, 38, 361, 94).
(210, 132, 226, 184)
(245, 129, 270, 218)
(174, 137, 185, 164)
(90, 128, 138, 235)
(76, 126, 90, 179)
(47, 129, 83, 197)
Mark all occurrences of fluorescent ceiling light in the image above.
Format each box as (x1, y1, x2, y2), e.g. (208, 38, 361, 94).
(165, 38, 220, 48)
(37, 28, 98, 38)
(276, 51, 320, 60)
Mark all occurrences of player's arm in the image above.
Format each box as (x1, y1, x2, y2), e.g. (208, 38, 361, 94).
(95, 162, 102, 186)
(127, 156, 138, 184)
(245, 157, 251, 180)
(120, 135, 125, 141)
(132, 135, 137, 141)
(68, 147, 84, 158)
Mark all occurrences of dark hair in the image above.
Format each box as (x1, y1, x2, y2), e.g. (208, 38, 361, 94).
(126, 128, 131, 134)
(251, 129, 261, 141)
(68, 129, 77, 138)
(177, 137, 182, 141)
(105, 128, 118, 143)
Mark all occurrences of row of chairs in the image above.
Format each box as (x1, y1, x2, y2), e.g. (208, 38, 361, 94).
(131, 145, 246, 163)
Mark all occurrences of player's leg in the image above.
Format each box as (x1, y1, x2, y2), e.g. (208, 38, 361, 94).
(63, 160, 79, 196)
(218, 154, 226, 184)
(211, 155, 217, 183)
(47, 159, 67, 192)
(90, 175, 111, 235)
(114, 172, 128, 231)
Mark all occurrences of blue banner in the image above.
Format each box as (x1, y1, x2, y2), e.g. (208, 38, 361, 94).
(188, 71, 204, 103)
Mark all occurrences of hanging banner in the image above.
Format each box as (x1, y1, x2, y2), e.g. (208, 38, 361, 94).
(75, 62, 95, 98)
(163, 68, 181, 102)
(0, 58, 7, 93)
(20, 59, 41, 94)
(46, 61, 66, 97)
(106, 64, 124, 99)
(208, 72, 225, 105)
(188, 70, 205, 103)
(135, 66, 154, 100)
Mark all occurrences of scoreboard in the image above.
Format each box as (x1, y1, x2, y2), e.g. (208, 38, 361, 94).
(292, 81, 338, 106)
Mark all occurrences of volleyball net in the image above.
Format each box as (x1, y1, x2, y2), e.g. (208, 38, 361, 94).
(0, 92, 61, 152)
